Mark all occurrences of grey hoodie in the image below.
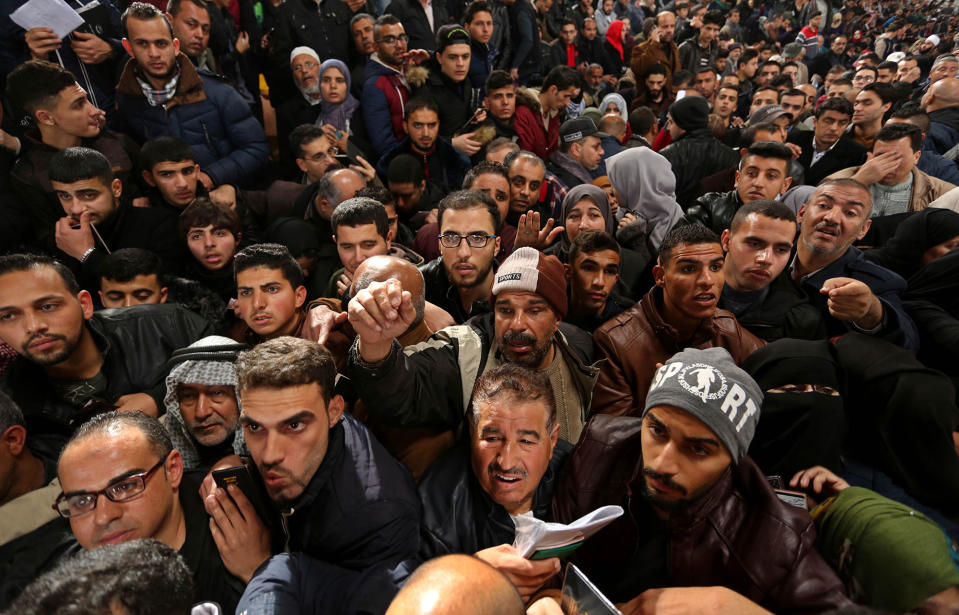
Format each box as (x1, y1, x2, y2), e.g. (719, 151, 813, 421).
(606, 148, 684, 250)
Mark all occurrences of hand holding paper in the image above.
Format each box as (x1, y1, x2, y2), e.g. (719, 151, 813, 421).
(12, 0, 85, 40)
(512, 505, 624, 559)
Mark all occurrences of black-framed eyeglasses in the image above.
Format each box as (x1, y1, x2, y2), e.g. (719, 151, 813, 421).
(438, 232, 498, 248)
(376, 34, 409, 45)
(53, 457, 167, 519)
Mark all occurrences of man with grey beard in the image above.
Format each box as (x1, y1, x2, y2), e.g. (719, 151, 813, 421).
(790, 178, 919, 349)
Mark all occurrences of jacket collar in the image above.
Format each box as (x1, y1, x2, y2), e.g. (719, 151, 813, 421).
(289, 419, 346, 511)
(639, 287, 718, 347)
(626, 457, 735, 532)
(117, 53, 207, 109)
(549, 151, 594, 185)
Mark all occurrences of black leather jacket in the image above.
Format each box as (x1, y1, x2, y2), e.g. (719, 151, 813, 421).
(418, 440, 572, 558)
(685, 189, 742, 234)
(2, 304, 211, 462)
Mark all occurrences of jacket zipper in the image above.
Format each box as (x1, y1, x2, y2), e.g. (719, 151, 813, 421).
(280, 507, 294, 552)
(201, 122, 214, 150)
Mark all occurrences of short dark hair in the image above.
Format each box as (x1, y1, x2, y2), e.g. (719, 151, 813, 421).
(356, 185, 395, 207)
(487, 137, 519, 157)
(234, 243, 304, 289)
(387, 154, 425, 185)
(753, 85, 778, 100)
(374, 14, 401, 37)
(672, 69, 693, 87)
(860, 82, 896, 105)
(48, 147, 114, 187)
(178, 197, 241, 239)
(702, 9, 724, 26)
(0, 254, 79, 295)
(643, 63, 668, 78)
(166, 0, 208, 16)
(236, 337, 336, 402)
(463, 161, 509, 189)
(139, 136, 196, 173)
(890, 107, 931, 133)
(437, 190, 501, 231)
(0, 390, 24, 434)
(729, 199, 797, 234)
(463, 0, 492, 24)
(629, 106, 656, 135)
(875, 122, 923, 152)
(569, 229, 620, 264)
(122, 2, 173, 38)
(98, 248, 164, 284)
(740, 122, 780, 146)
(5, 60, 78, 117)
(759, 60, 780, 73)
(769, 74, 794, 89)
(780, 87, 805, 101)
(815, 96, 854, 119)
(471, 364, 555, 431)
(6, 539, 194, 615)
(405, 97, 439, 120)
(542, 65, 581, 92)
(65, 411, 174, 465)
(331, 197, 390, 239)
(741, 141, 793, 169)
(658, 224, 720, 265)
(695, 66, 718, 78)
(485, 69, 514, 93)
(877, 60, 898, 72)
(855, 65, 878, 79)
(289, 124, 328, 159)
(807, 9, 822, 21)
(739, 48, 759, 65)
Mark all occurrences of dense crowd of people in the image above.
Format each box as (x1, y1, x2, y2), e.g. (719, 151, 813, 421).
(1, 0, 959, 612)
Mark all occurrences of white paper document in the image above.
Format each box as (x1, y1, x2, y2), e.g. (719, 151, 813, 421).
(513, 505, 624, 559)
(11, 0, 85, 39)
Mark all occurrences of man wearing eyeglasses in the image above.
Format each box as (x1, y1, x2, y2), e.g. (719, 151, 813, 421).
(348, 194, 599, 444)
(55, 411, 266, 613)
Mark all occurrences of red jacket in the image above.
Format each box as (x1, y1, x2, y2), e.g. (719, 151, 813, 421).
(514, 91, 561, 160)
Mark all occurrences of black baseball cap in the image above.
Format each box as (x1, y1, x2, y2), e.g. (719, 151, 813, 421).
(559, 117, 608, 144)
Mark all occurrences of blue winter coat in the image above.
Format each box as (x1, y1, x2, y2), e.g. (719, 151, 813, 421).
(112, 54, 268, 187)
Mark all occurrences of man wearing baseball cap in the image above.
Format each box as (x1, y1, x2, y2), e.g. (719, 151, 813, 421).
(554, 347, 851, 612)
(546, 117, 607, 189)
(413, 25, 482, 140)
(348, 231, 599, 443)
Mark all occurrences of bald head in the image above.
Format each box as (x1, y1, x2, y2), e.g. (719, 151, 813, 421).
(386, 555, 525, 615)
(329, 168, 367, 204)
(923, 78, 959, 112)
(351, 255, 426, 327)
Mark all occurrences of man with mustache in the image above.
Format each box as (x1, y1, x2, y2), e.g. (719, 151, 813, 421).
(0, 253, 210, 463)
(718, 200, 826, 342)
(554, 348, 851, 613)
(348, 204, 599, 443)
(162, 336, 249, 471)
(791, 179, 920, 349)
(418, 365, 567, 602)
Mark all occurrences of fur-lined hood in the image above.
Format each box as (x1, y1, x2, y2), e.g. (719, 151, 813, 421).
(515, 87, 542, 113)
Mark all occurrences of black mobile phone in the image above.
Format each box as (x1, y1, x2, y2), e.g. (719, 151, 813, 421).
(212, 465, 270, 522)
(334, 153, 353, 166)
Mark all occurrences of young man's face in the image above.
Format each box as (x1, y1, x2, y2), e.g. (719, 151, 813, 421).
(749, 90, 779, 117)
(694, 71, 717, 98)
(798, 183, 872, 258)
(567, 248, 619, 315)
(739, 55, 759, 79)
(544, 86, 578, 114)
(466, 10, 494, 44)
(57, 428, 183, 549)
(653, 241, 725, 327)
(186, 225, 238, 272)
(334, 223, 390, 276)
(571, 136, 604, 171)
(0, 266, 92, 367)
(721, 212, 796, 292)
(852, 68, 875, 88)
(296, 135, 337, 184)
(700, 22, 720, 44)
(560, 23, 577, 45)
(508, 158, 545, 215)
(641, 406, 732, 514)
(485, 84, 516, 121)
(736, 154, 791, 203)
(390, 175, 428, 213)
(714, 87, 738, 118)
(827, 83, 851, 99)
(853, 90, 889, 125)
(781, 66, 798, 85)
(374, 23, 408, 67)
(143, 160, 199, 208)
(870, 136, 920, 185)
(176, 383, 240, 447)
(438, 43, 471, 83)
(645, 73, 666, 96)
(876, 66, 894, 83)
(470, 397, 559, 515)
(470, 172, 511, 223)
(564, 198, 606, 242)
(52, 177, 121, 226)
(168, 0, 210, 58)
(440, 206, 500, 289)
(235, 265, 307, 338)
(351, 17, 376, 55)
(99, 274, 168, 308)
(494, 291, 560, 368)
(38, 83, 101, 139)
(123, 17, 180, 83)
(241, 383, 344, 505)
(756, 64, 780, 86)
(813, 110, 851, 148)
(404, 108, 439, 153)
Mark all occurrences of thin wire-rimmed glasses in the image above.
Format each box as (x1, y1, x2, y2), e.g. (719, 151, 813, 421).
(53, 457, 167, 519)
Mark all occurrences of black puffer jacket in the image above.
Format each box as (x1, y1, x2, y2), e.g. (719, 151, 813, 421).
(419, 440, 572, 558)
(1, 304, 211, 463)
(684, 189, 742, 234)
(412, 64, 482, 137)
(659, 129, 740, 209)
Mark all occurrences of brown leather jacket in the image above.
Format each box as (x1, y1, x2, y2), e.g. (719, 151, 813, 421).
(553, 415, 851, 612)
(591, 287, 765, 417)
